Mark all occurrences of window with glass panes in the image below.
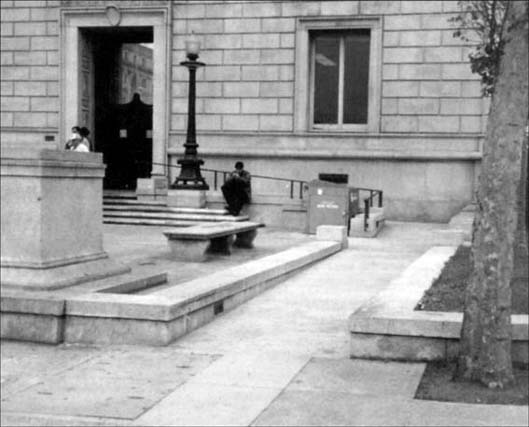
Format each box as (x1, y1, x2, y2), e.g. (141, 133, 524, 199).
(310, 29, 371, 128)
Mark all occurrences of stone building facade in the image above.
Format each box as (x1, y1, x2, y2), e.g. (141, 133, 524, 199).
(0, 1, 485, 221)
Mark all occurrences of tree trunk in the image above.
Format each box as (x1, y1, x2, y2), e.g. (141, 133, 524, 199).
(456, 0, 529, 388)
(513, 127, 528, 300)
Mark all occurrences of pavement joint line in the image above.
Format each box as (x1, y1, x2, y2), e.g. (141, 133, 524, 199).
(248, 387, 291, 427)
(1, 411, 131, 426)
(131, 382, 287, 426)
(247, 355, 314, 427)
(132, 351, 313, 425)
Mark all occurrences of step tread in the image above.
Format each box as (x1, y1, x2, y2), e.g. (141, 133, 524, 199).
(103, 211, 249, 222)
(104, 204, 229, 215)
(103, 218, 200, 227)
(104, 198, 166, 206)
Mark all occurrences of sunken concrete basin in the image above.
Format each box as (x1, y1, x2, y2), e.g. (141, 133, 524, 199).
(1, 240, 342, 345)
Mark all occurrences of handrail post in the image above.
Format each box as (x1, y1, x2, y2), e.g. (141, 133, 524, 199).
(214, 171, 218, 191)
(379, 191, 383, 207)
(364, 199, 370, 231)
(290, 181, 294, 199)
(299, 181, 303, 199)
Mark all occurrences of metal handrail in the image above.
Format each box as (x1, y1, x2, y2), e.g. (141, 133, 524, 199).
(133, 160, 383, 226)
(147, 161, 308, 199)
(360, 189, 383, 231)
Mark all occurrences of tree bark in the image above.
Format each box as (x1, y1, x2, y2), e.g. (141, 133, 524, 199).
(513, 127, 528, 298)
(456, 0, 529, 388)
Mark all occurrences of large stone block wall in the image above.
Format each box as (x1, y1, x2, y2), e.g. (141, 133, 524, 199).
(170, 0, 486, 135)
(0, 1, 485, 138)
(169, 145, 479, 222)
(0, 0, 484, 220)
(1, 0, 59, 144)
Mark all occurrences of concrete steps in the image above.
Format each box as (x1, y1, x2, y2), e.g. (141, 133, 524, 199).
(103, 218, 203, 227)
(103, 196, 249, 227)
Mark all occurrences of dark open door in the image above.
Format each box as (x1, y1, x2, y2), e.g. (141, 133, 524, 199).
(87, 27, 154, 191)
(99, 93, 152, 190)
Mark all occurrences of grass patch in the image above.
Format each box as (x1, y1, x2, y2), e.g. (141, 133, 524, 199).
(416, 244, 528, 314)
(415, 361, 529, 405)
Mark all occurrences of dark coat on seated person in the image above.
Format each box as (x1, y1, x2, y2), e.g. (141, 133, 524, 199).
(222, 162, 251, 216)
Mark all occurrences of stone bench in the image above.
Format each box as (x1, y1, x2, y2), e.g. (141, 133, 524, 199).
(164, 221, 265, 262)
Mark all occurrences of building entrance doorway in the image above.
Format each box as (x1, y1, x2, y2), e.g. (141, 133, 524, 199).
(81, 27, 154, 190)
(100, 93, 153, 190)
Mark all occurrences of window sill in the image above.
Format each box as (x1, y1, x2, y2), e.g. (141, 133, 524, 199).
(311, 126, 370, 133)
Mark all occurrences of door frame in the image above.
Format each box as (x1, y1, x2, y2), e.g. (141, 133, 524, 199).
(60, 5, 171, 178)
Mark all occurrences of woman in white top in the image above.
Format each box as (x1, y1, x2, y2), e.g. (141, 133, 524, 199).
(65, 125, 90, 152)
(65, 126, 81, 150)
(74, 141, 89, 152)
(78, 127, 92, 152)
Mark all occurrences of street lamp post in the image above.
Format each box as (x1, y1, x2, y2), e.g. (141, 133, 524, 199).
(171, 34, 209, 191)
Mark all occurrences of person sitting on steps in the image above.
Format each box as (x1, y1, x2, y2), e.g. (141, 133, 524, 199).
(221, 161, 251, 216)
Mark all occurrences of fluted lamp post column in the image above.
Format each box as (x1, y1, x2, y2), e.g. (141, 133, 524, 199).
(168, 33, 209, 208)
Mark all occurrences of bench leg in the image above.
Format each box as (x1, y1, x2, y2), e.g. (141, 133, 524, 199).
(167, 239, 210, 262)
(234, 229, 258, 249)
(207, 235, 234, 255)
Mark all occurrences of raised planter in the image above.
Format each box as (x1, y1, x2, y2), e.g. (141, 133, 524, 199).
(348, 245, 528, 363)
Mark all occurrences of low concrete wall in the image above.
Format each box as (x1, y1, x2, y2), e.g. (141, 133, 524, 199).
(0, 291, 65, 343)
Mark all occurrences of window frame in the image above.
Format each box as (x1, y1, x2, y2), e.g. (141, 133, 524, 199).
(294, 17, 382, 133)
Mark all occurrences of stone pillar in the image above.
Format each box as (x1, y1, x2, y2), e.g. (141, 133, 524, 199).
(0, 148, 130, 291)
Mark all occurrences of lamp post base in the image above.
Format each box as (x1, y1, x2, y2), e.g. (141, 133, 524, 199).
(170, 158, 209, 191)
(167, 189, 207, 208)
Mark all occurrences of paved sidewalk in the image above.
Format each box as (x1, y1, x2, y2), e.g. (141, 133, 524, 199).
(1, 222, 527, 426)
